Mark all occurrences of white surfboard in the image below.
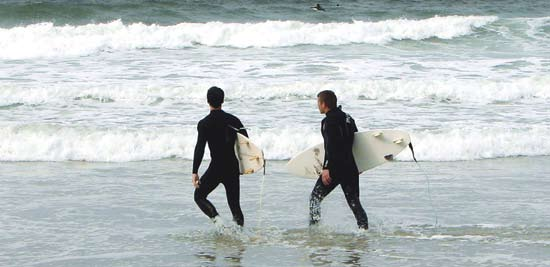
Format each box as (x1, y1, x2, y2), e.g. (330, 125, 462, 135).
(286, 130, 411, 179)
(234, 133, 265, 175)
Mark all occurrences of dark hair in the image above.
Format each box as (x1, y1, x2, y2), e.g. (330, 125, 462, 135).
(317, 90, 337, 109)
(207, 86, 224, 108)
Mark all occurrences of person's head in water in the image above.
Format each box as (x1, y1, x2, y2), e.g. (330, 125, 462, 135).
(317, 90, 337, 114)
(207, 86, 224, 110)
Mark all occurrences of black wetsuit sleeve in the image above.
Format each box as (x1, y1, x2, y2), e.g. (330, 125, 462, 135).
(192, 121, 207, 174)
(323, 120, 338, 170)
(322, 120, 328, 169)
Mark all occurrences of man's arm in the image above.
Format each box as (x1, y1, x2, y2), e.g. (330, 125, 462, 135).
(322, 119, 340, 185)
(192, 122, 207, 174)
(323, 120, 339, 170)
(322, 120, 330, 170)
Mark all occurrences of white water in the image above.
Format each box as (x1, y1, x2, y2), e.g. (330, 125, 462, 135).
(1, 124, 549, 162)
(2, 76, 549, 105)
(0, 15, 498, 59)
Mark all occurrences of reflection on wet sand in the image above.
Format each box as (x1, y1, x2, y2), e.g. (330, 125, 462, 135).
(308, 234, 369, 266)
(278, 227, 370, 266)
(184, 226, 373, 266)
(194, 233, 246, 267)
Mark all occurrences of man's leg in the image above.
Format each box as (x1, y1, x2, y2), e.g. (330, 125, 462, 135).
(309, 176, 338, 225)
(341, 176, 369, 229)
(194, 169, 221, 220)
(223, 175, 244, 226)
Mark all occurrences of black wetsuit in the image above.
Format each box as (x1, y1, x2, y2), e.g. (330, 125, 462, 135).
(309, 107, 369, 229)
(192, 109, 248, 226)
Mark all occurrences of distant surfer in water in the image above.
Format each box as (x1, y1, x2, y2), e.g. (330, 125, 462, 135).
(192, 86, 248, 227)
(309, 90, 369, 230)
(311, 3, 325, 11)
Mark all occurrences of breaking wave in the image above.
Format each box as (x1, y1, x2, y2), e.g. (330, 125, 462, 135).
(0, 15, 498, 59)
(2, 76, 548, 105)
(1, 124, 548, 162)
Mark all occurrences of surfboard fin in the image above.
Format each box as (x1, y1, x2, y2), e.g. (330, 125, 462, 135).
(384, 154, 394, 161)
(393, 138, 403, 144)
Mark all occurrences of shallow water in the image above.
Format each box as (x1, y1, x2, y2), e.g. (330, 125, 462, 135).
(1, 157, 549, 266)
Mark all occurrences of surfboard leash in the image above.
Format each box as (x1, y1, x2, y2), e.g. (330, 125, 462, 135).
(410, 142, 439, 229)
(228, 125, 248, 132)
(409, 142, 418, 163)
(256, 151, 267, 230)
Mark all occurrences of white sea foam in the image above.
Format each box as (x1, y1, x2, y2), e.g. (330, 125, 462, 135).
(0, 15, 497, 59)
(0, 124, 195, 162)
(403, 126, 550, 161)
(1, 124, 548, 162)
(2, 76, 549, 105)
(524, 16, 550, 40)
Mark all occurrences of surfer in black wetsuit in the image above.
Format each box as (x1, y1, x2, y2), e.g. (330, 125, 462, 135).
(309, 90, 369, 229)
(192, 86, 248, 226)
(311, 3, 325, 11)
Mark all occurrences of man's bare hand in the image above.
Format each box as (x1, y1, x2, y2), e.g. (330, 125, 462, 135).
(321, 169, 332, 186)
(192, 173, 200, 188)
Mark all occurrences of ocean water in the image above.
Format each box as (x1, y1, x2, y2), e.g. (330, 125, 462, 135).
(1, 0, 549, 266)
